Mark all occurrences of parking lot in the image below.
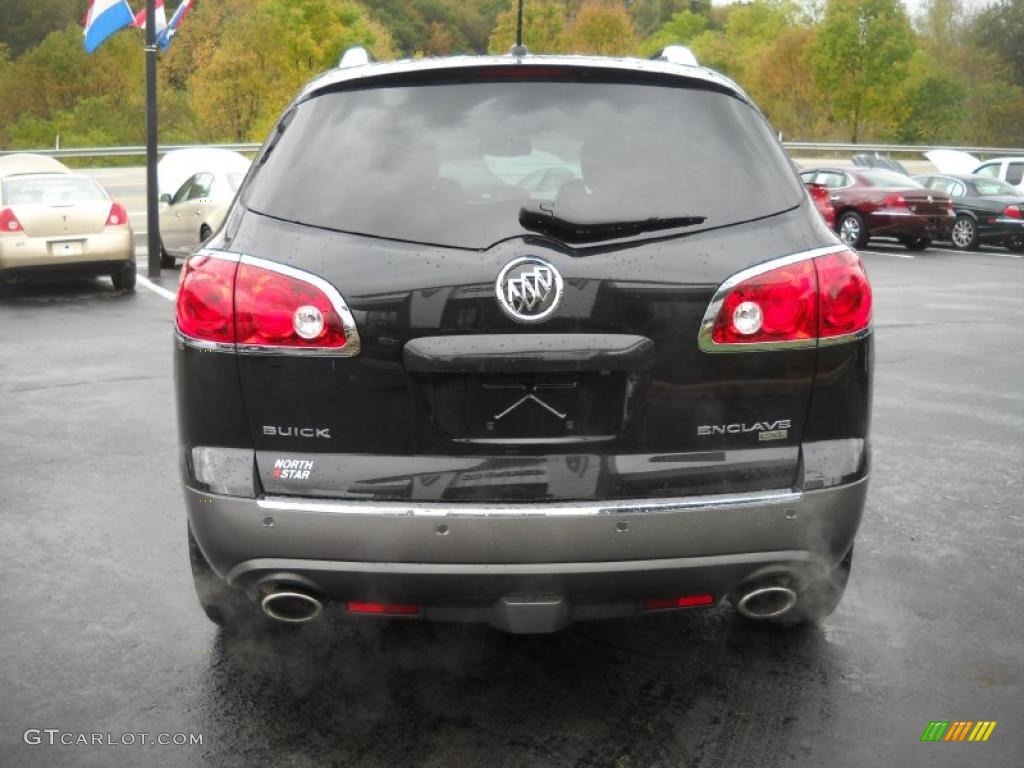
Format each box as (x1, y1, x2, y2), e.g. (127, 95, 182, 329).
(1, 198, 1022, 767)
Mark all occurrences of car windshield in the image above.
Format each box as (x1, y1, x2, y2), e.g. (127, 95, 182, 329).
(245, 80, 803, 248)
(973, 177, 1018, 196)
(858, 169, 922, 188)
(1, 174, 108, 205)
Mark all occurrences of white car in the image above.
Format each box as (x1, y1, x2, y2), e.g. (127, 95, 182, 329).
(157, 150, 250, 266)
(926, 150, 1024, 194)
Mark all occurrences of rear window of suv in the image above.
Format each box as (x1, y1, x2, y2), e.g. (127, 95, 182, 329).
(245, 79, 803, 249)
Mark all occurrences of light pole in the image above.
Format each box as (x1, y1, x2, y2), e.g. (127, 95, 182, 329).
(144, 0, 160, 278)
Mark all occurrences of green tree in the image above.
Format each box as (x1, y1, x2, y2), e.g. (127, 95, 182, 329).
(806, 0, 916, 142)
(0, 0, 82, 56)
(187, 0, 395, 141)
(969, 0, 1024, 85)
(488, 0, 568, 54)
(640, 10, 709, 55)
(562, 1, 638, 55)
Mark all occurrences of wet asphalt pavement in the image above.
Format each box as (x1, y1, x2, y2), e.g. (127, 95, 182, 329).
(1, 242, 1021, 768)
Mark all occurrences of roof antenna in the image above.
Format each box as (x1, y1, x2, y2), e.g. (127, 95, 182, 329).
(510, 0, 528, 57)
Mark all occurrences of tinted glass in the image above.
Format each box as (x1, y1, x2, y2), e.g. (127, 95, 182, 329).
(173, 177, 195, 205)
(246, 81, 803, 248)
(1006, 162, 1024, 185)
(973, 177, 1018, 196)
(858, 169, 921, 188)
(188, 173, 214, 200)
(2, 175, 108, 205)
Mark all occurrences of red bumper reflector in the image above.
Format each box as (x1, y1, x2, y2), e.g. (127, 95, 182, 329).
(643, 594, 714, 611)
(347, 601, 420, 616)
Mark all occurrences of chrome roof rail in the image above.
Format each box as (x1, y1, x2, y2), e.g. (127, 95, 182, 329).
(650, 45, 699, 67)
(338, 46, 374, 69)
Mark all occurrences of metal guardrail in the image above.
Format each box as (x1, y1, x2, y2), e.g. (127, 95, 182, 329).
(1, 142, 1021, 160)
(782, 142, 1024, 156)
(0, 143, 262, 158)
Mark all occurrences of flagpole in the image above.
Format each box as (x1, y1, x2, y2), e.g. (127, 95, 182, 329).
(145, 0, 160, 278)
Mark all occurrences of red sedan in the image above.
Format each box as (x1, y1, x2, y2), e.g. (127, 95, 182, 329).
(804, 181, 835, 229)
(800, 167, 954, 251)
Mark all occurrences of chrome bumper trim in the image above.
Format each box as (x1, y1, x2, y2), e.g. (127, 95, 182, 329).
(256, 488, 802, 518)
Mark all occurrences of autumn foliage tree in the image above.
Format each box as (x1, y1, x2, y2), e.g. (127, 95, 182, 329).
(806, 0, 916, 142)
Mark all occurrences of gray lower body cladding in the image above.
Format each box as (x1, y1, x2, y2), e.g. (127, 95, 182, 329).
(186, 476, 867, 625)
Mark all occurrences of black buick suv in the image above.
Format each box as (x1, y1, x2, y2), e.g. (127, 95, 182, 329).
(175, 47, 872, 633)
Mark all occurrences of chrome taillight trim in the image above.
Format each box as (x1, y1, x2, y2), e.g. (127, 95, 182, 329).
(697, 243, 871, 354)
(175, 249, 362, 357)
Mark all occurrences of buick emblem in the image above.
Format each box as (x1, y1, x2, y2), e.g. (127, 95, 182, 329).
(496, 257, 563, 323)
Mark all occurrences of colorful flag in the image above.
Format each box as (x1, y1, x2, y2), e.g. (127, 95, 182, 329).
(134, 0, 168, 36)
(83, 0, 136, 53)
(157, 0, 195, 51)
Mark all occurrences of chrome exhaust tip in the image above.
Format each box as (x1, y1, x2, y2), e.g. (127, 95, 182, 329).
(736, 584, 798, 620)
(260, 589, 323, 624)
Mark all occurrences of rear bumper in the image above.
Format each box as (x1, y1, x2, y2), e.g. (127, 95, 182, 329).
(0, 228, 133, 273)
(186, 476, 868, 626)
(978, 217, 1024, 242)
(867, 211, 953, 238)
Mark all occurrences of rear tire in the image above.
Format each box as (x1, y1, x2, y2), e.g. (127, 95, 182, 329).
(111, 261, 136, 291)
(837, 211, 868, 249)
(899, 235, 931, 251)
(188, 526, 258, 627)
(160, 239, 175, 269)
(1007, 236, 1024, 254)
(950, 215, 979, 250)
(199, 224, 212, 244)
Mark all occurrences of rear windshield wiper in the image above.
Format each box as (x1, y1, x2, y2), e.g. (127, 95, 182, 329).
(519, 204, 706, 243)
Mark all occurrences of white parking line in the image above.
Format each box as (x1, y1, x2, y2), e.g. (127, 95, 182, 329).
(860, 249, 915, 259)
(136, 274, 176, 302)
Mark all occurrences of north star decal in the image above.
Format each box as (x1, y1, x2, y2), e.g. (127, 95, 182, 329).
(271, 458, 314, 480)
(697, 419, 791, 439)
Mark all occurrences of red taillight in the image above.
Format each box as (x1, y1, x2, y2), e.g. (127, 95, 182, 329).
(882, 193, 907, 208)
(807, 185, 835, 229)
(643, 594, 715, 611)
(175, 253, 357, 353)
(703, 247, 872, 350)
(176, 254, 237, 343)
(234, 262, 348, 349)
(347, 601, 420, 616)
(1004, 205, 1022, 219)
(711, 259, 818, 345)
(105, 201, 128, 227)
(0, 207, 24, 233)
(816, 250, 873, 338)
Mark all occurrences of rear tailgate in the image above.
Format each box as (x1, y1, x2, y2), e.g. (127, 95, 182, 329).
(228, 71, 825, 502)
(231, 211, 822, 502)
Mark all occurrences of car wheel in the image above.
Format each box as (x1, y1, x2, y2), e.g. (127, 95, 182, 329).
(199, 224, 212, 244)
(111, 261, 136, 291)
(837, 212, 867, 249)
(899, 235, 931, 251)
(160, 239, 175, 269)
(950, 215, 979, 250)
(1007, 235, 1024, 254)
(188, 526, 260, 627)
